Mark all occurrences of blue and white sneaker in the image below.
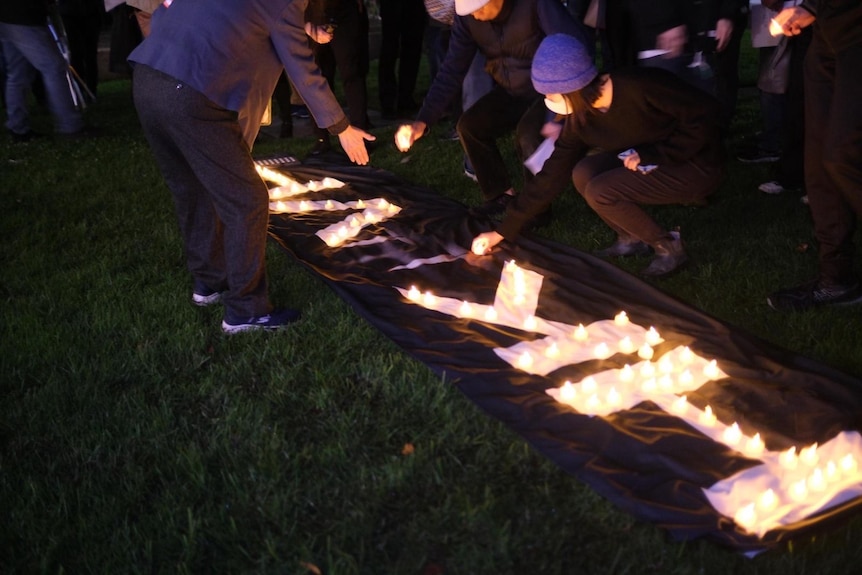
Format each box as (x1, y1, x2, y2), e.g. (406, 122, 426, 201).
(221, 308, 302, 334)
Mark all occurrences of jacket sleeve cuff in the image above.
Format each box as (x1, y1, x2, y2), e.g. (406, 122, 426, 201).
(327, 116, 351, 136)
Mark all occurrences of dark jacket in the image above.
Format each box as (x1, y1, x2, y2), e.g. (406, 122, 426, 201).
(128, 0, 348, 146)
(499, 67, 725, 240)
(416, 0, 589, 127)
(802, 0, 862, 53)
(0, 0, 49, 26)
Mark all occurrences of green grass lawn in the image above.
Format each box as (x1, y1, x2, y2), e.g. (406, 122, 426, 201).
(2, 49, 862, 573)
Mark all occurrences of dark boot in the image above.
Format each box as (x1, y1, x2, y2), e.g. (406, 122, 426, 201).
(642, 235, 688, 277)
(594, 236, 651, 258)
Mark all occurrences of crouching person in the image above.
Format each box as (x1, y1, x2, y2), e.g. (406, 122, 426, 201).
(471, 34, 725, 278)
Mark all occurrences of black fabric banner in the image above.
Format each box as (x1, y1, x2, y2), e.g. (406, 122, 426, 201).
(260, 158, 862, 555)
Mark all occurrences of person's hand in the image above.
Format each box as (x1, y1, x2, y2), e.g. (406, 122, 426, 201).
(304, 22, 334, 44)
(773, 6, 815, 36)
(337, 125, 375, 165)
(657, 25, 687, 58)
(622, 151, 641, 171)
(471, 231, 504, 256)
(394, 121, 426, 152)
(540, 121, 562, 141)
(715, 18, 733, 52)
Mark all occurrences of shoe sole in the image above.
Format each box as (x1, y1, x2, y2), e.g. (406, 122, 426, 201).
(766, 292, 862, 312)
(192, 292, 222, 306)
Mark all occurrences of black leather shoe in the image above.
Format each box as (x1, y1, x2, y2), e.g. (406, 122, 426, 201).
(594, 237, 651, 258)
(642, 236, 688, 277)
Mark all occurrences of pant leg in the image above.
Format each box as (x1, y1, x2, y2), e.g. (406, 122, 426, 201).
(133, 65, 271, 319)
(0, 22, 84, 134)
(396, 0, 427, 110)
(377, 0, 400, 112)
(574, 150, 723, 245)
(805, 36, 862, 283)
(515, 98, 549, 191)
(1, 36, 34, 134)
(331, 6, 370, 129)
(456, 88, 536, 200)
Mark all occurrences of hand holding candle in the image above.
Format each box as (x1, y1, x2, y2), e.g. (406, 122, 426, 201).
(770, 7, 816, 37)
(471, 231, 503, 256)
(395, 122, 426, 152)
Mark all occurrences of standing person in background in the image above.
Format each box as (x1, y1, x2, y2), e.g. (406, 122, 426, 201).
(126, 0, 161, 37)
(471, 34, 726, 278)
(767, 0, 862, 311)
(306, 0, 371, 156)
(0, 0, 88, 141)
(129, 0, 374, 333)
(377, 0, 428, 119)
(395, 0, 590, 217)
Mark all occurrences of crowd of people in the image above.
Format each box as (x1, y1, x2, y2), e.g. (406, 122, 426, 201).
(1, 0, 860, 331)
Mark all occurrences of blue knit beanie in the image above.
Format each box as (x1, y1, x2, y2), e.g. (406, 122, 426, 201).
(531, 34, 597, 95)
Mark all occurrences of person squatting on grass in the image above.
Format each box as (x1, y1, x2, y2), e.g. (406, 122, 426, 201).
(128, 0, 374, 334)
(394, 0, 590, 218)
(471, 33, 726, 278)
(766, 0, 862, 312)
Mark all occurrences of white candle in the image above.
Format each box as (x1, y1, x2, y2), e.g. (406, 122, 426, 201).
(679, 346, 694, 364)
(699, 405, 717, 427)
(678, 369, 693, 386)
(671, 394, 688, 414)
(658, 355, 674, 374)
(769, 17, 783, 37)
(337, 225, 349, 238)
(586, 394, 601, 411)
(560, 380, 576, 401)
(808, 468, 826, 492)
(641, 378, 657, 393)
(640, 362, 656, 378)
(607, 387, 621, 407)
(614, 311, 629, 327)
(723, 422, 742, 445)
(618, 336, 636, 354)
(799, 443, 819, 467)
(356, 199, 366, 208)
(779, 447, 798, 470)
(395, 125, 412, 151)
(745, 433, 765, 458)
(573, 324, 588, 342)
(325, 199, 334, 209)
(619, 364, 634, 382)
(840, 454, 858, 475)
(703, 360, 720, 379)
(825, 460, 839, 482)
(484, 307, 498, 321)
(757, 488, 778, 512)
(518, 351, 533, 369)
(407, 286, 421, 301)
(594, 342, 611, 359)
(638, 344, 654, 360)
(734, 503, 757, 532)
(658, 375, 673, 391)
(645, 326, 662, 347)
(545, 341, 560, 358)
(789, 479, 808, 502)
(582, 376, 598, 394)
(299, 200, 310, 211)
(460, 301, 473, 317)
(523, 315, 537, 330)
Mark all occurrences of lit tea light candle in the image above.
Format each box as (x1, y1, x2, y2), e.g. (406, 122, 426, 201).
(512, 293, 526, 306)
(658, 375, 673, 391)
(638, 343, 654, 360)
(607, 387, 621, 407)
(518, 351, 534, 369)
(618, 336, 636, 354)
(560, 380, 576, 401)
(658, 355, 674, 374)
(586, 394, 601, 411)
(619, 364, 634, 382)
(699, 405, 717, 427)
(779, 447, 798, 470)
(640, 362, 656, 378)
(677, 369, 693, 386)
(349, 215, 362, 227)
(840, 454, 858, 475)
(799, 443, 819, 467)
(825, 460, 839, 482)
(573, 324, 588, 342)
(504, 260, 518, 273)
(723, 422, 742, 445)
(325, 199, 334, 209)
(789, 479, 808, 502)
(582, 376, 598, 394)
(757, 488, 778, 512)
(422, 291, 436, 306)
(337, 225, 349, 238)
(745, 433, 765, 458)
(299, 200, 310, 211)
(641, 378, 657, 393)
(407, 286, 421, 301)
(734, 503, 757, 532)
(395, 125, 412, 151)
(614, 311, 629, 327)
(377, 198, 389, 209)
(671, 394, 688, 414)
(808, 468, 827, 492)
(769, 17, 783, 37)
(594, 342, 611, 359)
(545, 341, 560, 358)
(679, 346, 694, 364)
(523, 315, 537, 330)
(703, 359, 720, 379)
(645, 326, 662, 347)
(387, 204, 399, 215)
(460, 300, 473, 317)
(484, 307, 498, 321)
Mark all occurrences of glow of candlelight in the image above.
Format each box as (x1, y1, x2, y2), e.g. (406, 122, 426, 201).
(641, 378, 657, 393)
(545, 341, 560, 358)
(619, 364, 634, 382)
(779, 447, 798, 470)
(734, 503, 757, 532)
(699, 405, 717, 427)
(582, 376, 597, 394)
(757, 489, 778, 512)
(484, 307, 498, 321)
(679, 346, 694, 364)
(825, 460, 839, 482)
(723, 422, 742, 445)
(422, 291, 436, 306)
(789, 479, 808, 502)
(618, 336, 636, 354)
(658, 355, 674, 374)
(658, 375, 673, 391)
(614, 311, 629, 327)
(396, 125, 412, 151)
(640, 362, 656, 378)
(703, 359, 720, 379)
(523, 315, 537, 330)
(607, 387, 621, 407)
(808, 468, 827, 492)
(745, 433, 765, 457)
(518, 351, 533, 369)
(840, 454, 858, 475)
(671, 394, 688, 414)
(594, 342, 611, 359)
(460, 301, 473, 317)
(799, 443, 819, 467)
(573, 324, 588, 342)
(678, 369, 693, 386)
(560, 380, 576, 401)
(586, 394, 601, 411)
(645, 326, 662, 347)
(638, 343, 654, 360)
(407, 286, 420, 301)
(769, 17, 783, 37)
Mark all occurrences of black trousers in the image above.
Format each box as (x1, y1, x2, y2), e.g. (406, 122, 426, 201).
(456, 87, 546, 200)
(377, 0, 427, 113)
(132, 64, 271, 320)
(804, 30, 862, 284)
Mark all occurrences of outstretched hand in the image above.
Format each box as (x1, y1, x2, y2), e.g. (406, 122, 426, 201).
(337, 126, 376, 165)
